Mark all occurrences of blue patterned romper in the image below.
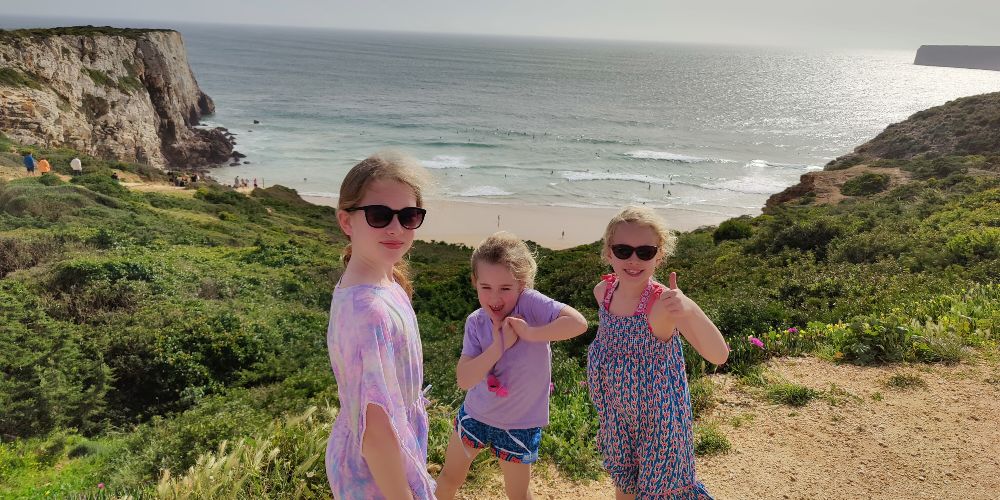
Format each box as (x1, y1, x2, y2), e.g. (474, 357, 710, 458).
(587, 274, 712, 498)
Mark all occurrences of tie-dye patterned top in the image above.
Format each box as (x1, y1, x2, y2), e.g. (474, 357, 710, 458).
(325, 282, 435, 499)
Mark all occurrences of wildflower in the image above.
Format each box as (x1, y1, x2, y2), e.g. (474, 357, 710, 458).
(98, 483, 105, 490)
(787, 327, 798, 334)
(578, 380, 587, 387)
(749, 336, 764, 349)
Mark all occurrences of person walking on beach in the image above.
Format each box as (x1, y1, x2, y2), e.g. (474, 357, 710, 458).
(70, 157, 83, 176)
(22, 152, 36, 175)
(436, 232, 588, 499)
(587, 206, 728, 498)
(326, 152, 435, 498)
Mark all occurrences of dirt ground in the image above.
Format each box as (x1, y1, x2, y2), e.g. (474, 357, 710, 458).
(458, 356, 1000, 500)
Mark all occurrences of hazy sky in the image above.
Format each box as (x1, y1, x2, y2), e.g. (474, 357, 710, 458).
(3, 0, 998, 48)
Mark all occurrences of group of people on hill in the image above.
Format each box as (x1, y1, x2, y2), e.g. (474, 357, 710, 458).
(21, 152, 83, 176)
(166, 170, 201, 187)
(326, 152, 729, 499)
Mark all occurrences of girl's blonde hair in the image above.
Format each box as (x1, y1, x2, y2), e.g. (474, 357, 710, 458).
(470, 231, 537, 289)
(338, 151, 429, 297)
(601, 206, 677, 267)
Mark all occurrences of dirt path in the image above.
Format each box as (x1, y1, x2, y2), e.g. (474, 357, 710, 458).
(458, 357, 999, 499)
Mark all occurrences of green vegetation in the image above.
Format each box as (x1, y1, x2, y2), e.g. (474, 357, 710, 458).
(767, 382, 819, 407)
(0, 26, 172, 43)
(81, 68, 143, 94)
(840, 173, 890, 196)
(0, 68, 43, 90)
(693, 423, 731, 456)
(827, 93, 1000, 169)
(1, 92, 999, 495)
(885, 373, 927, 390)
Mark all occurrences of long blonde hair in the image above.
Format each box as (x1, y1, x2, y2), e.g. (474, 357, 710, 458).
(600, 206, 676, 267)
(338, 151, 429, 297)
(470, 231, 537, 289)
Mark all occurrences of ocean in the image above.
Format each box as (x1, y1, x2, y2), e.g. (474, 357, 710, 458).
(11, 19, 1000, 217)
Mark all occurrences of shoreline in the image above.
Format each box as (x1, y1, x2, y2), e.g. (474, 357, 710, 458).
(302, 195, 744, 249)
(0, 163, 745, 250)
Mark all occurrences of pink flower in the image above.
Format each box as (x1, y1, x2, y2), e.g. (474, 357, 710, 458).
(487, 374, 508, 398)
(98, 483, 105, 490)
(578, 380, 587, 387)
(787, 327, 799, 334)
(749, 336, 765, 349)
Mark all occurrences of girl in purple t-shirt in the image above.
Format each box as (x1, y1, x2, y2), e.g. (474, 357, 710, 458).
(436, 231, 588, 499)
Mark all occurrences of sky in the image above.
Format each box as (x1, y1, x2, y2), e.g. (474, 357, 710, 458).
(2, 0, 999, 49)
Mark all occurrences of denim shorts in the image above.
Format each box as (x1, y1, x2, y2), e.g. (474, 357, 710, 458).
(454, 404, 542, 464)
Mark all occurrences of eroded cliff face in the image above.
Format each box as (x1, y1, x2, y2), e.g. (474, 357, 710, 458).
(0, 28, 232, 168)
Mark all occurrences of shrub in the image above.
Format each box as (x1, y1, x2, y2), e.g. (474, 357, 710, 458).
(713, 217, 753, 243)
(841, 173, 890, 196)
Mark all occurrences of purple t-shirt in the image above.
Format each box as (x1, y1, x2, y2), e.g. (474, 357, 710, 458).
(461, 288, 566, 429)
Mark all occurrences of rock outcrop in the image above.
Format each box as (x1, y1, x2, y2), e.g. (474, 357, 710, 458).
(0, 27, 232, 169)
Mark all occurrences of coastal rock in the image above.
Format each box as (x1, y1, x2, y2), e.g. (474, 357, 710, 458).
(0, 27, 233, 169)
(915, 45, 1000, 71)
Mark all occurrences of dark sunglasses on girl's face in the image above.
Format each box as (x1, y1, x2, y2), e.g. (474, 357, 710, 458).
(345, 205, 427, 229)
(611, 244, 658, 261)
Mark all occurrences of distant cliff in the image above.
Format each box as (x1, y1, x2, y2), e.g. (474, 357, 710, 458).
(0, 27, 233, 169)
(914, 45, 1000, 71)
(766, 91, 1000, 210)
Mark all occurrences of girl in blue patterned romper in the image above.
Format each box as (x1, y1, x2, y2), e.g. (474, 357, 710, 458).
(587, 206, 730, 499)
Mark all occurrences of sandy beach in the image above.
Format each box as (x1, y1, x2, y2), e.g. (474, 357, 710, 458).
(303, 196, 738, 249)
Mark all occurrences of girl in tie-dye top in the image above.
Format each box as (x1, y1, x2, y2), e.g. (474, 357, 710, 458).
(326, 152, 435, 499)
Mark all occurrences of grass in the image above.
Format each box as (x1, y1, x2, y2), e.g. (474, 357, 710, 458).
(0, 68, 44, 90)
(885, 373, 927, 390)
(821, 384, 862, 406)
(694, 423, 731, 457)
(690, 376, 716, 420)
(767, 382, 819, 407)
(729, 413, 755, 429)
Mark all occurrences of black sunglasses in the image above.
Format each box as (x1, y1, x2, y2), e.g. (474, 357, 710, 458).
(611, 244, 658, 261)
(345, 205, 426, 230)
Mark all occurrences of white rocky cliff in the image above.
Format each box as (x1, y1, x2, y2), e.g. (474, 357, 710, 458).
(0, 27, 233, 168)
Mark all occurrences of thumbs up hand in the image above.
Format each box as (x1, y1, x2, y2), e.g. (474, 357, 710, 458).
(659, 272, 694, 319)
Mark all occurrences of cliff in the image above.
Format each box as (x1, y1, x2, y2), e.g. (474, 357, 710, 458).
(914, 45, 1000, 71)
(0, 26, 233, 169)
(766, 91, 1000, 210)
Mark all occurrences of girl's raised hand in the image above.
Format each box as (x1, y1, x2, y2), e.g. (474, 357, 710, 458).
(659, 272, 694, 318)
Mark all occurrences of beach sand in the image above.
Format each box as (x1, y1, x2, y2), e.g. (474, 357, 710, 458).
(303, 196, 739, 249)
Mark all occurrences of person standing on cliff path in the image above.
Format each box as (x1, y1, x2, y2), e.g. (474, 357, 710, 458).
(22, 152, 36, 176)
(37, 158, 52, 174)
(70, 157, 83, 176)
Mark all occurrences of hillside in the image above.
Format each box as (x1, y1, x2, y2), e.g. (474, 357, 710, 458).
(1, 86, 998, 498)
(767, 91, 1000, 210)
